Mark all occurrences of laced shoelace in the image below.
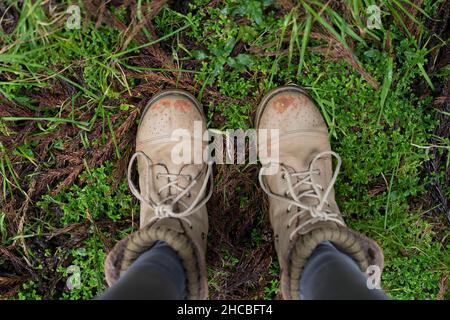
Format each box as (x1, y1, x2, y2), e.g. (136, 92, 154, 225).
(127, 151, 213, 227)
(259, 150, 345, 240)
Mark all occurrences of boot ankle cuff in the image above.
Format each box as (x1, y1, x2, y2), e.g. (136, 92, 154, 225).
(281, 226, 384, 299)
(104, 222, 208, 299)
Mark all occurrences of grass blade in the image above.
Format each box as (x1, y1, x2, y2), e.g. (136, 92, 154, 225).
(417, 63, 435, 91)
(1, 117, 89, 128)
(378, 56, 394, 123)
(111, 24, 190, 59)
(302, 1, 349, 50)
(298, 14, 312, 76)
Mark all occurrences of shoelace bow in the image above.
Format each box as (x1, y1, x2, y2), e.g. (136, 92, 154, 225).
(259, 150, 345, 240)
(127, 151, 213, 227)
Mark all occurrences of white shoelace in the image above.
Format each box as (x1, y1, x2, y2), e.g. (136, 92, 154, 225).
(259, 151, 345, 240)
(127, 151, 213, 227)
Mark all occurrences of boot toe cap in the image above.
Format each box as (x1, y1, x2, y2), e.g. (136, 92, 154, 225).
(137, 93, 205, 144)
(258, 90, 327, 133)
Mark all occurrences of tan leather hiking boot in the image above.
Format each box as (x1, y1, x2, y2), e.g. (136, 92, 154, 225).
(256, 85, 384, 300)
(105, 89, 212, 299)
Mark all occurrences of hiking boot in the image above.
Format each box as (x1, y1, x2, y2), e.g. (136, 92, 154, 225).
(105, 89, 212, 299)
(256, 85, 384, 299)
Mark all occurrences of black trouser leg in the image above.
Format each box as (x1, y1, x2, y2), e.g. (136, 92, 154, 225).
(98, 241, 186, 300)
(299, 241, 388, 300)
